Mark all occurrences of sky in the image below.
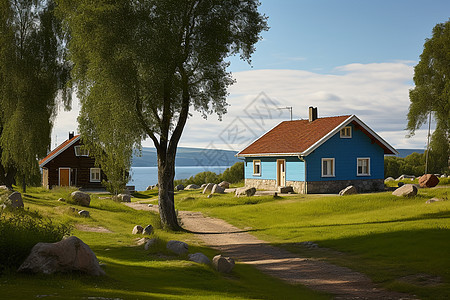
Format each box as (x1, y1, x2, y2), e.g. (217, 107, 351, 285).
(52, 0, 450, 155)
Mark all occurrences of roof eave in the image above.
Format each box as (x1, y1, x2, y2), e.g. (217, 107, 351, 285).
(236, 152, 301, 158)
(39, 136, 81, 168)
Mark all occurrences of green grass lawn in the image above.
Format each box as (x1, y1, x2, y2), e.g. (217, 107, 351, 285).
(173, 186, 450, 300)
(0, 186, 328, 300)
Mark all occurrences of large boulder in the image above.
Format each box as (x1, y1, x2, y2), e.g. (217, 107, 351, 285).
(212, 255, 235, 273)
(166, 240, 188, 255)
(185, 184, 200, 190)
(202, 183, 215, 194)
(211, 184, 225, 194)
(392, 184, 418, 197)
(7, 191, 24, 209)
(339, 186, 357, 196)
(218, 181, 230, 189)
(70, 191, 91, 207)
(143, 225, 154, 235)
(419, 174, 440, 188)
(188, 253, 211, 265)
(235, 187, 256, 197)
(175, 184, 184, 191)
(18, 236, 105, 276)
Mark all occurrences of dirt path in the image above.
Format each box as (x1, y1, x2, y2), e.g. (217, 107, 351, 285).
(125, 202, 416, 300)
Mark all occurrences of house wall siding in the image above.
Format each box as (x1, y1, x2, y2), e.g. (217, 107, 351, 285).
(244, 157, 305, 181)
(44, 140, 104, 189)
(306, 123, 385, 182)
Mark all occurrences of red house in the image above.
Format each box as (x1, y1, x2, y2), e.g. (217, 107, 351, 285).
(39, 133, 105, 189)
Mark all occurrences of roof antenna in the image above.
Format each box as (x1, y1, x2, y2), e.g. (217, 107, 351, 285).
(277, 106, 292, 120)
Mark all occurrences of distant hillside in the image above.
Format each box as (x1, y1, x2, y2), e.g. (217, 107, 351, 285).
(396, 149, 425, 158)
(132, 147, 240, 167)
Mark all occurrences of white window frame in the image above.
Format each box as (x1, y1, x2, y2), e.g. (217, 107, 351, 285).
(321, 158, 335, 177)
(90, 168, 101, 182)
(357, 158, 371, 176)
(74, 145, 89, 157)
(340, 126, 352, 138)
(253, 160, 261, 176)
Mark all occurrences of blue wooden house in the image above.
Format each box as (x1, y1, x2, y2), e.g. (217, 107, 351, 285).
(236, 107, 397, 193)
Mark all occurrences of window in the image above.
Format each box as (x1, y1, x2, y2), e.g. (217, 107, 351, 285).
(90, 168, 101, 182)
(74, 145, 89, 157)
(253, 160, 261, 176)
(357, 158, 370, 176)
(340, 126, 352, 138)
(321, 158, 335, 177)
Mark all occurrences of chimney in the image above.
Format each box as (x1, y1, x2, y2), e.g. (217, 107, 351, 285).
(69, 131, 74, 140)
(308, 107, 318, 122)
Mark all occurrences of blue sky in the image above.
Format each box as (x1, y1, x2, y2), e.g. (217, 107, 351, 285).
(53, 1, 450, 152)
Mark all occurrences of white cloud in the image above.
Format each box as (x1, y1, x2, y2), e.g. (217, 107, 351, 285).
(53, 62, 431, 152)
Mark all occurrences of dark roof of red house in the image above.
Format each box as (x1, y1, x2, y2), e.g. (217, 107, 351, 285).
(39, 135, 81, 167)
(237, 115, 396, 156)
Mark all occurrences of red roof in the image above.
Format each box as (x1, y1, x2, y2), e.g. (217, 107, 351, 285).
(39, 135, 80, 167)
(238, 116, 351, 156)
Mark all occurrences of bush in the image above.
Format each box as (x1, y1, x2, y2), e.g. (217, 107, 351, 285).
(219, 162, 244, 184)
(173, 162, 244, 187)
(0, 208, 71, 272)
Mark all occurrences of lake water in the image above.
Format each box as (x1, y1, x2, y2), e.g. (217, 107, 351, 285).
(128, 166, 229, 191)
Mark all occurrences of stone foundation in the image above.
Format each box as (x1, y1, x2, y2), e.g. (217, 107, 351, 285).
(245, 178, 384, 194)
(306, 179, 384, 194)
(245, 178, 277, 191)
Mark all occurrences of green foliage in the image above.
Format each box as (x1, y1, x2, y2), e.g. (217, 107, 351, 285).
(0, 208, 71, 272)
(57, 0, 268, 229)
(385, 151, 448, 178)
(174, 162, 244, 187)
(0, 0, 70, 187)
(407, 20, 450, 172)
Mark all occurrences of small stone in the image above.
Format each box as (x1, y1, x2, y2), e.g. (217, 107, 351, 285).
(235, 187, 256, 197)
(426, 198, 441, 204)
(143, 225, 153, 235)
(148, 204, 153, 207)
(339, 185, 357, 196)
(175, 184, 184, 191)
(78, 210, 90, 218)
(57, 198, 66, 202)
(278, 186, 294, 194)
(132, 225, 144, 234)
(218, 181, 230, 189)
(384, 177, 395, 182)
(70, 191, 91, 207)
(136, 237, 150, 246)
(188, 253, 211, 265)
(212, 255, 234, 273)
(207, 194, 212, 198)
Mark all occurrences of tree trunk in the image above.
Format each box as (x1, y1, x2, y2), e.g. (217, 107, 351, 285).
(157, 151, 181, 230)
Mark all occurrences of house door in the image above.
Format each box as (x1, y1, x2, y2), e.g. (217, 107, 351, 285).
(59, 168, 70, 187)
(277, 159, 286, 187)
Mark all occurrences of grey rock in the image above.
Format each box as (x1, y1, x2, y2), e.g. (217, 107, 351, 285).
(57, 198, 66, 202)
(132, 225, 144, 234)
(185, 184, 200, 190)
(70, 191, 91, 207)
(18, 236, 105, 276)
(200, 184, 207, 189)
(339, 186, 357, 196)
(78, 210, 90, 218)
(188, 253, 211, 265)
(136, 237, 150, 246)
(426, 198, 441, 204)
(235, 187, 256, 197)
(211, 184, 225, 194)
(175, 184, 184, 191)
(384, 177, 395, 182)
(118, 193, 131, 202)
(0, 185, 11, 191)
(7, 191, 24, 208)
(202, 183, 215, 194)
(278, 186, 294, 194)
(143, 225, 153, 235)
(207, 194, 213, 198)
(392, 184, 418, 197)
(218, 181, 230, 189)
(166, 240, 188, 255)
(396, 175, 415, 181)
(212, 255, 235, 273)
(144, 238, 158, 250)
